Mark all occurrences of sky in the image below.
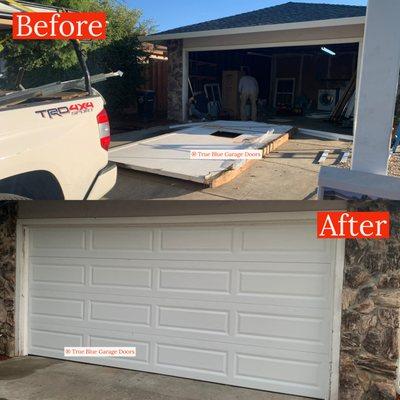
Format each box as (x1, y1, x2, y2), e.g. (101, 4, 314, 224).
(127, 0, 368, 32)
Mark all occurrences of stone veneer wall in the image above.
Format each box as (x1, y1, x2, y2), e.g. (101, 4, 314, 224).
(340, 201, 400, 400)
(0, 202, 17, 357)
(166, 39, 183, 121)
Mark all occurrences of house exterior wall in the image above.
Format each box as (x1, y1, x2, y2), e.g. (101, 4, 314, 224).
(0, 202, 17, 357)
(2, 201, 400, 399)
(166, 40, 184, 121)
(340, 202, 400, 400)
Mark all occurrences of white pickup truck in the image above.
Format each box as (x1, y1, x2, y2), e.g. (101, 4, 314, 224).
(0, 0, 119, 200)
(0, 73, 120, 200)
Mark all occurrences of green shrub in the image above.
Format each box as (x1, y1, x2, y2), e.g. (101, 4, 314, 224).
(1, 0, 154, 115)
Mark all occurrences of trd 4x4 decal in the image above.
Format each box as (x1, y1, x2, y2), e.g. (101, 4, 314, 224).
(35, 102, 94, 118)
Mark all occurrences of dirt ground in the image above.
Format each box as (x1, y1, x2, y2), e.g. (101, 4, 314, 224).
(337, 150, 400, 177)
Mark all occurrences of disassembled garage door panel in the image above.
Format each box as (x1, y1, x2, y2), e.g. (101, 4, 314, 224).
(109, 121, 294, 188)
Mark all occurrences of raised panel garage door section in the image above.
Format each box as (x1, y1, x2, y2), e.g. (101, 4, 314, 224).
(26, 217, 337, 399)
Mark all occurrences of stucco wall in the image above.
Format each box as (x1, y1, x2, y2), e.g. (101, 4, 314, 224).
(183, 24, 364, 50)
(340, 201, 400, 400)
(0, 202, 17, 357)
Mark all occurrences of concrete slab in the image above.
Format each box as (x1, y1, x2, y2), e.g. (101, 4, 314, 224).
(0, 357, 311, 400)
(106, 133, 351, 200)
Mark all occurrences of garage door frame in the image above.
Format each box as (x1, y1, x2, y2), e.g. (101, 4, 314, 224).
(182, 36, 363, 124)
(14, 212, 345, 400)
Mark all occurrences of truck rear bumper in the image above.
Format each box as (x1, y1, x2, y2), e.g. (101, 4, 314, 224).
(85, 162, 117, 200)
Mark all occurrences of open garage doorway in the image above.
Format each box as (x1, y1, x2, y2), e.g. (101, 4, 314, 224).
(187, 42, 360, 136)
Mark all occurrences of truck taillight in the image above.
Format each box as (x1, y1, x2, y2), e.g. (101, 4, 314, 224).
(97, 109, 111, 151)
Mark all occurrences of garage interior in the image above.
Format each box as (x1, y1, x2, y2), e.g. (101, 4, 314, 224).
(188, 42, 359, 135)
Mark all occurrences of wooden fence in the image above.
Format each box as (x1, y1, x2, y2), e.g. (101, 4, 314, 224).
(140, 58, 168, 118)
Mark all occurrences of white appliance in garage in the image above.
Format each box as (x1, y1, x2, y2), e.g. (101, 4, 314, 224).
(21, 214, 342, 400)
(318, 89, 339, 111)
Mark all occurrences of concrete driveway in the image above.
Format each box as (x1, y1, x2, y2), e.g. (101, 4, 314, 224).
(0, 357, 311, 400)
(106, 132, 351, 200)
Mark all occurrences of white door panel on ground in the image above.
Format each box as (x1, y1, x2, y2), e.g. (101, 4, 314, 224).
(27, 220, 336, 399)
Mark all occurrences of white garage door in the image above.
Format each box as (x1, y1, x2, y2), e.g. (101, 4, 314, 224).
(25, 215, 339, 399)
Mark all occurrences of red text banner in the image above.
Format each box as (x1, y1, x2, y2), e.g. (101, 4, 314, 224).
(317, 212, 390, 239)
(13, 12, 107, 40)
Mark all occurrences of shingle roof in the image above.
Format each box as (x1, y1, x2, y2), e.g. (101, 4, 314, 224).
(156, 2, 366, 35)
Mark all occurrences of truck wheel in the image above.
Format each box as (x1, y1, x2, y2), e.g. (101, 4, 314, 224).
(0, 171, 64, 200)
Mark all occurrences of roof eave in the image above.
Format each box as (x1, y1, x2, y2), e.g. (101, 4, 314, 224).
(141, 15, 366, 42)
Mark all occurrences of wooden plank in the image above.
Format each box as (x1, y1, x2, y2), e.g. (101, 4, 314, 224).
(208, 159, 258, 188)
(330, 74, 356, 121)
(139, 59, 168, 117)
(207, 132, 290, 188)
(262, 132, 290, 156)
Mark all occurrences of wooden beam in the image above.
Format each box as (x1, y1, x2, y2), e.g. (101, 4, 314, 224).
(298, 55, 304, 96)
(208, 159, 258, 188)
(269, 55, 277, 106)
